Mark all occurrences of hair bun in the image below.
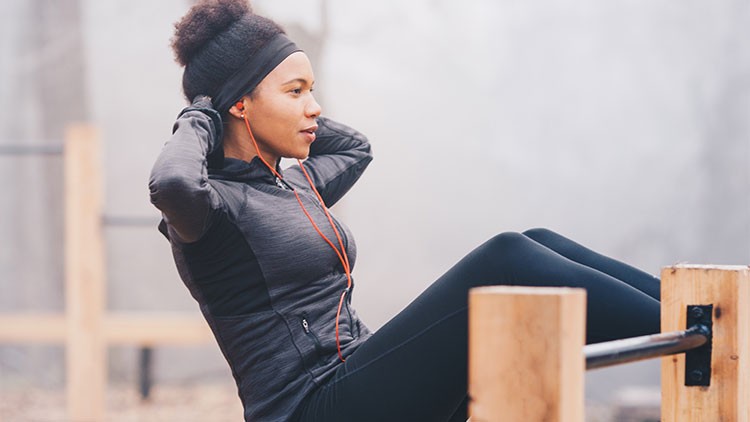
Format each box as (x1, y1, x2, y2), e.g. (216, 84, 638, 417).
(171, 0, 252, 66)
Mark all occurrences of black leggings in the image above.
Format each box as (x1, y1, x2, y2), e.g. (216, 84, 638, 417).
(292, 228, 661, 422)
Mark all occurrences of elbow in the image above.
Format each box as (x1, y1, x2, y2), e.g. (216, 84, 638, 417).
(362, 139, 374, 166)
(352, 131, 373, 163)
(148, 172, 200, 211)
(148, 174, 176, 209)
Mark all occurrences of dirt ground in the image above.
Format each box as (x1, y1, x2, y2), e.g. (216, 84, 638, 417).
(0, 382, 243, 422)
(0, 385, 646, 422)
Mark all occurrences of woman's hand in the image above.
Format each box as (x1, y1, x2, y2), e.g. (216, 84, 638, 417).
(177, 95, 224, 163)
(190, 95, 214, 110)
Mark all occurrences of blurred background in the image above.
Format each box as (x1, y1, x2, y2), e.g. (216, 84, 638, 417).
(1, 0, 748, 420)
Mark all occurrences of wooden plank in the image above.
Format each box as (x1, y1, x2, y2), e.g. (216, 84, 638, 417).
(65, 125, 106, 421)
(0, 313, 213, 345)
(661, 265, 750, 422)
(103, 313, 213, 345)
(468, 286, 586, 422)
(0, 314, 66, 342)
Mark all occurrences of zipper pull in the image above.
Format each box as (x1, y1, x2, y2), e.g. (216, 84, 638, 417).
(301, 318, 310, 334)
(275, 177, 287, 190)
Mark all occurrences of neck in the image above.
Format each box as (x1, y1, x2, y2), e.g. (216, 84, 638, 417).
(223, 117, 279, 168)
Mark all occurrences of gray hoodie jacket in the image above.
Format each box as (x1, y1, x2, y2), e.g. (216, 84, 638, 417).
(149, 102, 373, 421)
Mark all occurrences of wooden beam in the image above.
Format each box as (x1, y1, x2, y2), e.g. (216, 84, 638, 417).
(661, 265, 750, 421)
(0, 313, 212, 345)
(468, 286, 586, 422)
(65, 125, 106, 421)
(0, 314, 66, 342)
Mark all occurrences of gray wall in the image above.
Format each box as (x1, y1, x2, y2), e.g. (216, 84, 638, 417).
(2, 0, 748, 407)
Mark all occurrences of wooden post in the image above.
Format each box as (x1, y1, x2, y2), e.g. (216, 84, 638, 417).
(468, 286, 586, 422)
(0, 124, 215, 418)
(661, 265, 750, 421)
(65, 124, 106, 421)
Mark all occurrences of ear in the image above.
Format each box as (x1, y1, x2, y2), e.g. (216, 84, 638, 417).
(228, 99, 248, 119)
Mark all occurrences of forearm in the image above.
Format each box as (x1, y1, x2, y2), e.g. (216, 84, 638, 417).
(291, 116, 373, 206)
(308, 117, 371, 157)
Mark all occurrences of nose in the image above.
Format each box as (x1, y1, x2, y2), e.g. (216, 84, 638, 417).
(306, 94, 322, 118)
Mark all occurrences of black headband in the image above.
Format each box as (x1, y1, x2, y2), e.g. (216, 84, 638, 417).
(213, 33, 302, 113)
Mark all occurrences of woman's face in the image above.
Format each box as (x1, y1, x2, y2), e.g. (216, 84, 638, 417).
(243, 51, 321, 162)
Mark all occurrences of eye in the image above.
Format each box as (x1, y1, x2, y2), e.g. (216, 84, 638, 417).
(291, 88, 302, 95)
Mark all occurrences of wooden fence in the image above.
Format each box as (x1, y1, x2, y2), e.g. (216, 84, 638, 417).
(0, 125, 214, 421)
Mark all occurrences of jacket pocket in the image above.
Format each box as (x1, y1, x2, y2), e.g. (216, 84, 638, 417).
(300, 313, 325, 363)
(209, 311, 309, 416)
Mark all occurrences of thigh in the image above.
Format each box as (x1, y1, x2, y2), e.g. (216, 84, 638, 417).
(523, 228, 661, 300)
(294, 232, 661, 421)
(294, 304, 469, 422)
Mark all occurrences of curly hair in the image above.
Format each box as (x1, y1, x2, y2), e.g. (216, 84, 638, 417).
(170, 0, 285, 103)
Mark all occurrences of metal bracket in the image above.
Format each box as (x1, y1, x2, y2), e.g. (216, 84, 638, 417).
(685, 305, 713, 386)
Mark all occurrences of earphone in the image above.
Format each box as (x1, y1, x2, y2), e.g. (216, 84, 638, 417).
(238, 104, 352, 363)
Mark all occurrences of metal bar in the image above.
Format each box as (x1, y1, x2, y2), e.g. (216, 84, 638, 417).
(585, 324, 710, 370)
(0, 144, 64, 156)
(101, 216, 160, 227)
(138, 347, 153, 401)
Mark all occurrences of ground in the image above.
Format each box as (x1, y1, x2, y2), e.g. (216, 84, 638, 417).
(0, 384, 654, 421)
(0, 382, 243, 422)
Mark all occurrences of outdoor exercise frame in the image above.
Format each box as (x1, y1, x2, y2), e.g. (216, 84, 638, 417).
(469, 265, 750, 421)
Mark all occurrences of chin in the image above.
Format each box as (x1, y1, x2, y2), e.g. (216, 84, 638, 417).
(292, 148, 311, 160)
(284, 153, 308, 161)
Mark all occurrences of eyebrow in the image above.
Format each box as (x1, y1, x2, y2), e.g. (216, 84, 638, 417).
(281, 78, 314, 86)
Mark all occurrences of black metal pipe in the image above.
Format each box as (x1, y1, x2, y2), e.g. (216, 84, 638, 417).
(0, 144, 63, 156)
(102, 215, 160, 227)
(585, 324, 710, 370)
(139, 347, 153, 401)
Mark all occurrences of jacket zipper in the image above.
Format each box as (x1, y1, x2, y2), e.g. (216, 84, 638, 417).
(301, 316, 324, 359)
(344, 297, 357, 338)
(275, 176, 290, 190)
(288, 179, 351, 255)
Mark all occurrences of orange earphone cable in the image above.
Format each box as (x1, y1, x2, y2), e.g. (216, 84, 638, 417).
(242, 114, 284, 180)
(242, 113, 351, 362)
(297, 162, 352, 283)
(296, 160, 354, 363)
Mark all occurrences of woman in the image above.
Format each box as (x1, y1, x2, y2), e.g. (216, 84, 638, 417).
(149, 1, 661, 421)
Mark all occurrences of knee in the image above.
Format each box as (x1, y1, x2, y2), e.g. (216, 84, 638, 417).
(522, 227, 557, 240)
(472, 232, 538, 268)
(484, 231, 530, 252)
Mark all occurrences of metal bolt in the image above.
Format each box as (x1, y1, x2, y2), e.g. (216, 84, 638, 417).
(689, 369, 704, 382)
(690, 307, 705, 320)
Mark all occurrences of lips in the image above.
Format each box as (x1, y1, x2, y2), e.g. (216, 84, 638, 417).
(300, 125, 318, 143)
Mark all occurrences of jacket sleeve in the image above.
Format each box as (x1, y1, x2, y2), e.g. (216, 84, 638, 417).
(148, 99, 224, 243)
(286, 117, 373, 207)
